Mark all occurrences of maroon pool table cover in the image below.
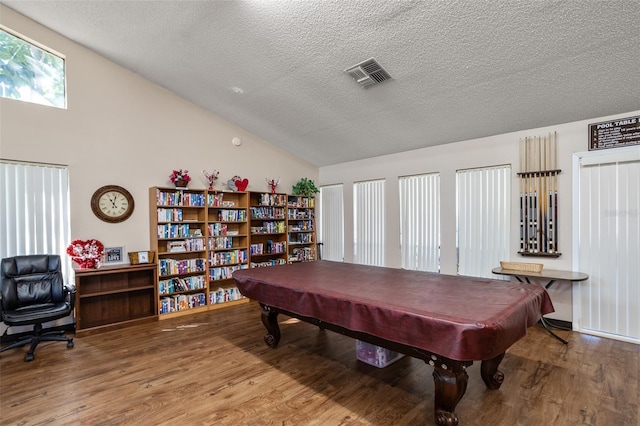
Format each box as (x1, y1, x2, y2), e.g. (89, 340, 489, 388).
(233, 261, 554, 361)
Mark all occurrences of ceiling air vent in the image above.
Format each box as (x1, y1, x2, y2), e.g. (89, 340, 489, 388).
(344, 58, 392, 88)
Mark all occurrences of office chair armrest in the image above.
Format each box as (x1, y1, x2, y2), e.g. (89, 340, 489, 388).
(64, 285, 76, 310)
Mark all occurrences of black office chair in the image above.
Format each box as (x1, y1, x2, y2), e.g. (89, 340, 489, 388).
(0, 254, 75, 362)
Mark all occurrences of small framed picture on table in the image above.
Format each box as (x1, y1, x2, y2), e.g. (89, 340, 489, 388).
(128, 251, 154, 265)
(104, 246, 125, 265)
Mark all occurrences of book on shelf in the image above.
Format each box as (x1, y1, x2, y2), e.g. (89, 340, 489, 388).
(168, 241, 187, 252)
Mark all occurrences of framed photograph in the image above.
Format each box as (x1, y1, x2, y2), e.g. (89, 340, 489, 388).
(104, 246, 125, 265)
(137, 251, 149, 263)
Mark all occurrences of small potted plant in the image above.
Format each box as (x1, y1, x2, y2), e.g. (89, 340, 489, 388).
(170, 169, 191, 188)
(292, 177, 319, 197)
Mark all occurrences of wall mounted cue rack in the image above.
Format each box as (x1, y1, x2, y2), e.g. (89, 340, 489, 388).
(518, 132, 561, 257)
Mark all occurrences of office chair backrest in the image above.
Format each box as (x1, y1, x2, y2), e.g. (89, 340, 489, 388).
(1, 255, 65, 311)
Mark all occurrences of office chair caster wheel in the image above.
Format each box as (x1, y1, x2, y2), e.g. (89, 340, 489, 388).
(67, 340, 74, 348)
(25, 353, 34, 362)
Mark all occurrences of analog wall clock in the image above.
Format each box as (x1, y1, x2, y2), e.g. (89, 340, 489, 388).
(91, 185, 135, 223)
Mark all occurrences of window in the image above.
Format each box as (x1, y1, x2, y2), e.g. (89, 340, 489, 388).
(318, 184, 344, 262)
(0, 160, 71, 280)
(456, 165, 510, 278)
(0, 27, 66, 108)
(354, 179, 385, 266)
(399, 173, 440, 272)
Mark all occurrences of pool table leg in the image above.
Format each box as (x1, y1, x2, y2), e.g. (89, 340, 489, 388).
(432, 362, 469, 426)
(480, 352, 506, 390)
(260, 304, 281, 348)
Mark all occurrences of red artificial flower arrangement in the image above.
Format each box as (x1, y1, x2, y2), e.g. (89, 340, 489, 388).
(170, 169, 191, 184)
(66, 239, 104, 269)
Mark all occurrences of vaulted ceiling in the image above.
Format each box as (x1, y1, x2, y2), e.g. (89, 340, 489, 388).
(3, 1, 640, 166)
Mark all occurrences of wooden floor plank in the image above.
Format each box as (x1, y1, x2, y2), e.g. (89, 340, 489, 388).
(1, 302, 638, 425)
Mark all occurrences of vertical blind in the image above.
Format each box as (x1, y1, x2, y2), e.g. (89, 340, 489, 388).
(399, 173, 440, 272)
(353, 179, 385, 266)
(318, 184, 344, 262)
(576, 150, 639, 342)
(456, 165, 510, 278)
(0, 160, 71, 280)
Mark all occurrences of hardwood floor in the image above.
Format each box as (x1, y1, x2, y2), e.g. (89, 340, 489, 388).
(1, 301, 638, 425)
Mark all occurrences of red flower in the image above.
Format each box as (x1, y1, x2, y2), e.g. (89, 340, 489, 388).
(170, 169, 191, 183)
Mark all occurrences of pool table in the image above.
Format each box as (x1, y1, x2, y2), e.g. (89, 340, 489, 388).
(233, 261, 554, 425)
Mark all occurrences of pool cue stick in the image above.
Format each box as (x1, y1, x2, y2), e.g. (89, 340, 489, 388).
(526, 137, 533, 252)
(536, 136, 541, 252)
(547, 135, 553, 251)
(519, 181, 524, 251)
(531, 137, 535, 252)
(519, 139, 524, 251)
(548, 134, 553, 252)
(552, 132, 558, 252)
(543, 136, 548, 253)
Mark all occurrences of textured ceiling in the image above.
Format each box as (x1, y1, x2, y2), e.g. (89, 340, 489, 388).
(3, 1, 640, 167)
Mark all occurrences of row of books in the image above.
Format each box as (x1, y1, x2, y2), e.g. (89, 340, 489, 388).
(250, 206, 285, 219)
(156, 189, 206, 207)
(210, 287, 244, 304)
(157, 208, 184, 222)
(287, 196, 315, 208)
(158, 258, 206, 277)
(250, 259, 287, 268)
(158, 275, 207, 295)
(287, 209, 314, 220)
(250, 221, 286, 234)
(209, 264, 247, 281)
(250, 241, 286, 255)
(256, 193, 286, 206)
(166, 238, 205, 252)
(208, 223, 229, 237)
(289, 233, 314, 244)
(209, 249, 247, 266)
(288, 220, 314, 231)
(157, 223, 193, 239)
(160, 293, 206, 314)
(215, 209, 247, 222)
(289, 247, 316, 262)
(208, 236, 235, 250)
(208, 193, 225, 207)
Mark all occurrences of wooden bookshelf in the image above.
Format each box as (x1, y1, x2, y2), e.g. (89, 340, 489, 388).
(287, 195, 317, 263)
(149, 187, 249, 320)
(74, 263, 158, 337)
(148, 188, 317, 321)
(206, 190, 249, 306)
(248, 192, 288, 268)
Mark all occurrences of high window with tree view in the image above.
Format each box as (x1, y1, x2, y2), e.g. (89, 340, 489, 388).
(0, 27, 65, 108)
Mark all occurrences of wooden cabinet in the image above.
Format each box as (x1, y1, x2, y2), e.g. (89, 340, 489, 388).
(149, 187, 249, 320)
(74, 263, 157, 337)
(248, 192, 288, 268)
(287, 195, 317, 263)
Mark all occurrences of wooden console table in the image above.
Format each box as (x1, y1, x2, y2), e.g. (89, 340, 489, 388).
(492, 267, 588, 344)
(74, 263, 158, 337)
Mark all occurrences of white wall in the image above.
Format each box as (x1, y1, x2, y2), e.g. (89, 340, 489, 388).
(320, 109, 640, 321)
(0, 6, 317, 257)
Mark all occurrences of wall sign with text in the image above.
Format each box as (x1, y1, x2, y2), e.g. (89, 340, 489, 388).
(589, 115, 640, 150)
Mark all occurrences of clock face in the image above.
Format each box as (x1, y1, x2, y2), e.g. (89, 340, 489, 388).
(91, 185, 135, 223)
(99, 191, 130, 218)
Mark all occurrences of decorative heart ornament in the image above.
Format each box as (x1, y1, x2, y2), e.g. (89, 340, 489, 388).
(235, 178, 249, 191)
